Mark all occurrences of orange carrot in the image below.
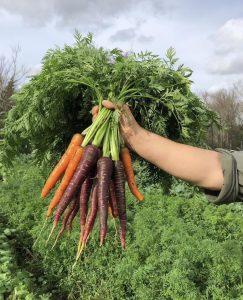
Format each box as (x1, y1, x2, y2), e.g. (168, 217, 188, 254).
(47, 146, 84, 217)
(41, 133, 83, 199)
(120, 147, 144, 201)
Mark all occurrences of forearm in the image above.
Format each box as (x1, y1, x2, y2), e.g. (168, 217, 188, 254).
(127, 127, 224, 191)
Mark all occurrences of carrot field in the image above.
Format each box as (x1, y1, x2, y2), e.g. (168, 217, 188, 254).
(1, 158, 243, 299)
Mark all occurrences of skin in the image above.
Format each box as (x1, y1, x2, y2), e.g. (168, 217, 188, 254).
(92, 100, 224, 191)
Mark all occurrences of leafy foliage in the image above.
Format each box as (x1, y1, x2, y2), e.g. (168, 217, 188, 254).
(1, 159, 243, 299)
(169, 177, 201, 198)
(0, 33, 218, 173)
(0, 224, 51, 300)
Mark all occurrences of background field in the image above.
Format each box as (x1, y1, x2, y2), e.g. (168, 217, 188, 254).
(1, 158, 243, 299)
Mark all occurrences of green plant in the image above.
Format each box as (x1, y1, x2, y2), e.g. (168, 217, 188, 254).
(0, 224, 51, 300)
(169, 177, 201, 198)
(1, 159, 243, 299)
(0, 33, 219, 177)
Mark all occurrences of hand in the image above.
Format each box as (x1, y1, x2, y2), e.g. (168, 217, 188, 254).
(91, 100, 141, 147)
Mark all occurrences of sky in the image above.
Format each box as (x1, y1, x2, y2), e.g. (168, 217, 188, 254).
(0, 0, 243, 93)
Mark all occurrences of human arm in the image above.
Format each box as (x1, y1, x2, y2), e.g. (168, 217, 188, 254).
(92, 101, 224, 191)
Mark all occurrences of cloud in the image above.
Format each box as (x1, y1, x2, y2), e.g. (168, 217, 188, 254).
(208, 18, 243, 75)
(109, 28, 136, 42)
(0, 0, 177, 29)
(213, 19, 243, 54)
(216, 19, 243, 43)
(109, 27, 154, 43)
(137, 34, 154, 43)
(209, 56, 243, 75)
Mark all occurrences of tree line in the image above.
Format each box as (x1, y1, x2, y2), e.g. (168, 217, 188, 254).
(202, 84, 243, 150)
(0, 47, 26, 129)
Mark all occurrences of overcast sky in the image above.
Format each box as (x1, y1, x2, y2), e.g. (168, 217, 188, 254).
(0, 0, 243, 93)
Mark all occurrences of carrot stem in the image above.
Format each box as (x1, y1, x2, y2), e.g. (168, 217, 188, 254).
(82, 108, 110, 147)
(110, 122, 119, 161)
(102, 125, 111, 158)
(92, 113, 111, 147)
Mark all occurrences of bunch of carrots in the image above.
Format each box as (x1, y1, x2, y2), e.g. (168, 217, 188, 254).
(41, 103, 144, 259)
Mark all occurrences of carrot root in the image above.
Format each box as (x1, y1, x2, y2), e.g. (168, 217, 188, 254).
(97, 157, 113, 246)
(46, 221, 58, 244)
(120, 147, 144, 201)
(41, 134, 83, 198)
(33, 217, 48, 247)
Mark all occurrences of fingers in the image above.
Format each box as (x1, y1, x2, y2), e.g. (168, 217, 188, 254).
(92, 114, 97, 122)
(102, 100, 116, 109)
(91, 106, 99, 115)
(91, 101, 130, 123)
(120, 104, 130, 113)
(91, 101, 115, 116)
(119, 104, 136, 131)
(92, 100, 123, 114)
(91, 105, 99, 122)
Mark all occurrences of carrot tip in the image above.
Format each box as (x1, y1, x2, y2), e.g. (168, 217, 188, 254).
(46, 222, 57, 244)
(33, 216, 48, 247)
(51, 228, 64, 250)
(72, 261, 78, 270)
(77, 234, 84, 251)
(77, 242, 82, 254)
(121, 239, 126, 249)
(68, 224, 73, 236)
(112, 218, 118, 236)
(47, 209, 53, 217)
(76, 243, 85, 260)
(100, 238, 105, 247)
(51, 239, 58, 250)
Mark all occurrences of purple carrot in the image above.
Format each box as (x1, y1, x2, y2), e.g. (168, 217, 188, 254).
(51, 197, 76, 248)
(109, 180, 119, 218)
(79, 173, 93, 241)
(114, 160, 126, 249)
(68, 192, 80, 235)
(76, 180, 98, 258)
(51, 145, 100, 232)
(97, 157, 113, 246)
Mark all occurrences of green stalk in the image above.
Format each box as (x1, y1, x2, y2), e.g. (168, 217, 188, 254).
(68, 79, 103, 108)
(117, 88, 140, 102)
(81, 124, 92, 136)
(110, 125, 116, 161)
(92, 114, 111, 148)
(102, 123, 111, 158)
(82, 108, 110, 147)
(110, 122, 119, 161)
(116, 124, 121, 155)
